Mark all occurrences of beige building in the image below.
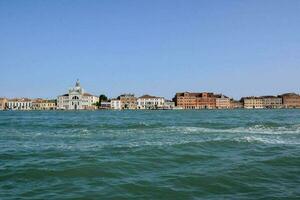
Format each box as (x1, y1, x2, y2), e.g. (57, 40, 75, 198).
(262, 96, 283, 109)
(215, 95, 230, 109)
(111, 99, 122, 110)
(120, 94, 137, 109)
(6, 98, 32, 110)
(163, 100, 176, 110)
(137, 95, 165, 109)
(242, 97, 264, 109)
(0, 98, 7, 110)
(32, 99, 56, 110)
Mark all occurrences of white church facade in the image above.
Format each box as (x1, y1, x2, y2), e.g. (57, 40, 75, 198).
(57, 80, 99, 110)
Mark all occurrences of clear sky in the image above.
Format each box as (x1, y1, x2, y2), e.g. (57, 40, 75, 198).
(0, 0, 299, 99)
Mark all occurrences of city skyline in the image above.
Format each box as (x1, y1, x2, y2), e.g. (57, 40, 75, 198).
(1, 78, 300, 100)
(1, 0, 300, 99)
(1, 79, 300, 110)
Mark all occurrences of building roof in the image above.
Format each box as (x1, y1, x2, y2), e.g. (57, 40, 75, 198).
(120, 94, 135, 97)
(139, 94, 163, 99)
(32, 98, 44, 103)
(83, 93, 93, 96)
(8, 98, 32, 102)
(176, 92, 215, 98)
(176, 92, 199, 97)
(32, 99, 56, 103)
(241, 96, 263, 100)
(260, 95, 279, 98)
(214, 94, 229, 98)
(280, 93, 300, 97)
(58, 93, 96, 97)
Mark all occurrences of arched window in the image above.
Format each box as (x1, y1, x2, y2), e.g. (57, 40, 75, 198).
(72, 96, 79, 100)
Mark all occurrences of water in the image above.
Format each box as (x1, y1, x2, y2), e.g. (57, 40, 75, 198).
(1, 110, 300, 199)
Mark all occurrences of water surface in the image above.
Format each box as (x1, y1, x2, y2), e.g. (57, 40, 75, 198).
(1, 110, 300, 199)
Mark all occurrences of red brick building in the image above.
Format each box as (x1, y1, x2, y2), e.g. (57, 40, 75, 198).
(174, 92, 216, 109)
(280, 93, 300, 108)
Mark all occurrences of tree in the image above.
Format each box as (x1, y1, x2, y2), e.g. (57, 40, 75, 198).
(99, 94, 108, 102)
(98, 94, 108, 108)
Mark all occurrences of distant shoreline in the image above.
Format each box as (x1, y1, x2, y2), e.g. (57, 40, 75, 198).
(2, 108, 300, 112)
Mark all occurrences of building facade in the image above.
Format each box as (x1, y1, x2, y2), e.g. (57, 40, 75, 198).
(0, 98, 7, 110)
(280, 93, 300, 108)
(196, 92, 216, 109)
(100, 101, 111, 109)
(111, 99, 122, 110)
(175, 92, 216, 109)
(6, 98, 32, 110)
(137, 95, 165, 109)
(32, 99, 57, 110)
(261, 96, 283, 109)
(119, 94, 137, 109)
(175, 92, 197, 109)
(242, 97, 264, 109)
(230, 100, 243, 109)
(57, 80, 98, 110)
(163, 100, 176, 110)
(215, 95, 230, 109)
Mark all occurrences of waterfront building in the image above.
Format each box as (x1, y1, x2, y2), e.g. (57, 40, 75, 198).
(175, 92, 216, 109)
(280, 93, 300, 108)
(196, 92, 216, 109)
(163, 100, 176, 110)
(0, 98, 7, 110)
(111, 99, 122, 110)
(261, 96, 283, 109)
(175, 92, 197, 109)
(242, 97, 264, 109)
(119, 94, 137, 109)
(230, 100, 243, 109)
(6, 98, 32, 110)
(32, 99, 57, 110)
(100, 101, 111, 109)
(57, 80, 98, 110)
(215, 95, 230, 109)
(137, 95, 165, 109)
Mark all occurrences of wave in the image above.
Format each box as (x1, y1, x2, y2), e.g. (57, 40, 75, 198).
(235, 136, 300, 145)
(167, 124, 300, 135)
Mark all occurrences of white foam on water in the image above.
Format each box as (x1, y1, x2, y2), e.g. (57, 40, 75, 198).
(165, 125, 300, 135)
(236, 135, 300, 145)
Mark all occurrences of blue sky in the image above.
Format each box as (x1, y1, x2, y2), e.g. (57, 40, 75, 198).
(0, 0, 299, 99)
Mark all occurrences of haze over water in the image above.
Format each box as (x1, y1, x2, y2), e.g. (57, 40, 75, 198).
(1, 110, 300, 199)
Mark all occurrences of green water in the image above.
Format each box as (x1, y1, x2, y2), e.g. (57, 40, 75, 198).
(1, 110, 300, 199)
